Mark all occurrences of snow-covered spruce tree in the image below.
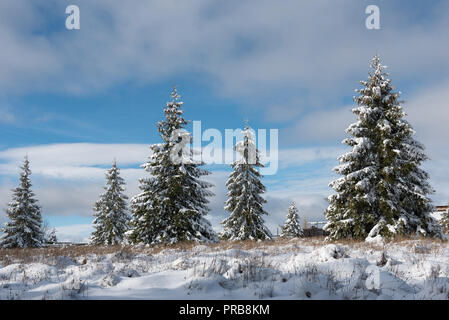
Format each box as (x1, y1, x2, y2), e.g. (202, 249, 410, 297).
(280, 202, 303, 238)
(220, 124, 272, 241)
(1, 156, 44, 248)
(324, 55, 443, 241)
(91, 160, 130, 245)
(128, 87, 217, 244)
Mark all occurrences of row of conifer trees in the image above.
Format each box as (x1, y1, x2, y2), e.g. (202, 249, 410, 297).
(1, 55, 447, 248)
(90, 87, 289, 245)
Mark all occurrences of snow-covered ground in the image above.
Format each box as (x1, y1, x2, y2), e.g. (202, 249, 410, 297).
(0, 238, 448, 300)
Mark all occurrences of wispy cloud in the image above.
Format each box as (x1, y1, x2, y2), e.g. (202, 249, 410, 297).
(278, 147, 346, 169)
(0, 143, 343, 235)
(55, 224, 93, 243)
(0, 143, 150, 220)
(282, 106, 355, 144)
(406, 79, 449, 204)
(0, 143, 150, 171)
(0, 105, 16, 124)
(0, 0, 448, 103)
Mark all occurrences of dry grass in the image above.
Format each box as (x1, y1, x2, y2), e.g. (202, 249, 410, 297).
(0, 239, 310, 265)
(0, 245, 136, 266)
(0, 236, 445, 267)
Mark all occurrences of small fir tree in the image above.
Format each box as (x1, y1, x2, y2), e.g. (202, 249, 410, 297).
(1, 157, 44, 248)
(220, 123, 272, 241)
(91, 161, 130, 245)
(280, 202, 303, 238)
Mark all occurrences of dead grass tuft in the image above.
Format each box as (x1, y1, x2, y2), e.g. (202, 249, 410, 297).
(0, 235, 445, 266)
(0, 245, 136, 266)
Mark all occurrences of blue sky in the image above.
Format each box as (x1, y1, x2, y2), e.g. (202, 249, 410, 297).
(1, 0, 449, 242)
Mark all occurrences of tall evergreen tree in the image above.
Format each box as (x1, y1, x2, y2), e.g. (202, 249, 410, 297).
(220, 123, 272, 241)
(91, 160, 130, 245)
(324, 55, 443, 241)
(1, 157, 44, 248)
(128, 87, 217, 244)
(280, 202, 303, 238)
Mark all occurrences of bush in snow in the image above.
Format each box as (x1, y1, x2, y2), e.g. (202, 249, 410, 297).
(220, 123, 272, 241)
(324, 55, 443, 241)
(440, 209, 449, 234)
(280, 202, 304, 238)
(315, 244, 346, 261)
(62, 276, 87, 298)
(128, 87, 217, 244)
(41, 219, 58, 245)
(46, 228, 58, 245)
(1, 157, 44, 248)
(100, 273, 120, 288)
(91, 161, 130, 245)
(364, 265, 414, 299)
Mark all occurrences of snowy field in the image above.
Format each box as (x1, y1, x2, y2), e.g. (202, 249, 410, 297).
(0, 238, 448, 300)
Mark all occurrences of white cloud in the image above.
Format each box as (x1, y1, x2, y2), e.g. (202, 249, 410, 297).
(0, 142, 342, 238)
(202, 170, 229, 232)
(406, 80, 449, 205)
(406, 79, 449, 147)
(263, 98, 309, 123)
(0, 143, 148, 219)
(0, 106, 15, 124)
(0, 143, 150, 169)
(55, 224, 93, 243)
(278, 146, 346, 169)
(0, 0, 448, 102)
(283, 106, 355, 144)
